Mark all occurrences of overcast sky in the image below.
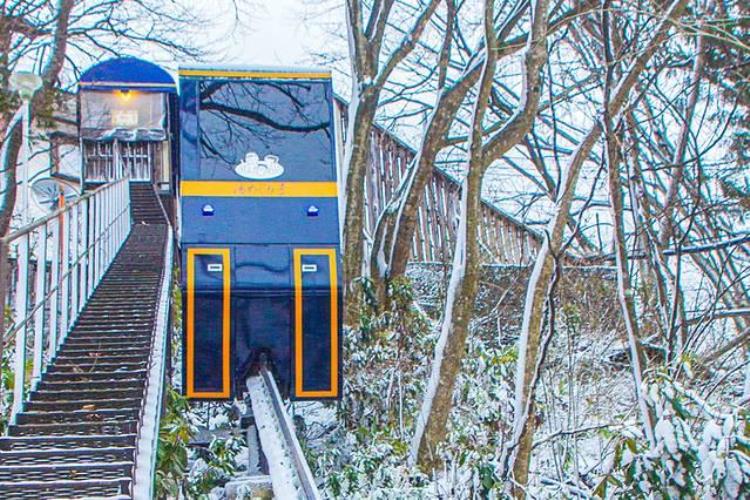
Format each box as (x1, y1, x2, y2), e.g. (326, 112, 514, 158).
(189, 0, 345, 69)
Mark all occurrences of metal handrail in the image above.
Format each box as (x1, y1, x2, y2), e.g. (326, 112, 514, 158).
(1, 203, 131, 348)
(0, 178, 124, 244)
(0, 178, 132, 425)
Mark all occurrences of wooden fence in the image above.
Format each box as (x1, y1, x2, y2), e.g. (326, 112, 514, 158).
(337, 101, 542, 266)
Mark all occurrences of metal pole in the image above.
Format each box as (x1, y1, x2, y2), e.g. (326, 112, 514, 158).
(31, 223, 47, 391)
(21, 99, 31, 225)
(12, 234, 30, 422)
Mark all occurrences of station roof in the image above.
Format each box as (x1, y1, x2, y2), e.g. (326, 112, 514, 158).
(79, 57, 176, 93)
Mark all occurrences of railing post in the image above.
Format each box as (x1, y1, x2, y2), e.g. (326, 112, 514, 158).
(78, 198, 89, 313)
(86, 198, 93, 299)
(60, 208, 70, 340)
(31, 223, 47, 392)
(48, 218, 60, 356)
(69, 204, 79, 325)
(0, 239, 8, 373)
(106, 184, 112, 264)
(12, 234, 30, 422)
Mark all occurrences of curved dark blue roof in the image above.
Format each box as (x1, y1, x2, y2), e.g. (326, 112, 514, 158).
(79, 57, 176, 93)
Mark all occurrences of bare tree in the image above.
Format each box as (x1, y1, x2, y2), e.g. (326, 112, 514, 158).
(498, 0, 691, 492)
(341, 0, 441, 299)
(370, 0, 596, 296)
(408, 0, 553, 472)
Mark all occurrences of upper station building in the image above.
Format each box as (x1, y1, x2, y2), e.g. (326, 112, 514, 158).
(77, 57, 179, 214)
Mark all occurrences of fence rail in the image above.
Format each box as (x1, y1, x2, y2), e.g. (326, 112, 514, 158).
(336, 100, 542, 265)
(0, 178, 131, 423)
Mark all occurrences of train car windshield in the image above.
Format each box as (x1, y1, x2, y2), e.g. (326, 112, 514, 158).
(197, 80, 334, 182)
(80, 90, 167, 141)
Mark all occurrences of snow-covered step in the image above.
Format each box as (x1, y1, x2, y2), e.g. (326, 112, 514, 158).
(0, 434, 137, 451)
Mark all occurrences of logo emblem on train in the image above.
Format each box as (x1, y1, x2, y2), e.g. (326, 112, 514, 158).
(235, 152, 285, 179)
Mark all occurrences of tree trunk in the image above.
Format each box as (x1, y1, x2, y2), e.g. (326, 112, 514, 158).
(341, 0, 441, 314)
(605, 121, 656, 445)
(410, 0, 552, 473)
(409, 0, 498, 471)
(0, 120, 21, 238)
(342, 88, 378, 302)
(501, 0, 689, 490)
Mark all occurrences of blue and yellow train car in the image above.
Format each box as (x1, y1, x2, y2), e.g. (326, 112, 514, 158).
(178, 65, 342, 400)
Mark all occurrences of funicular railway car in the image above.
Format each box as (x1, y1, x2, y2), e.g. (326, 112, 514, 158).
(177, 65, 342, 401)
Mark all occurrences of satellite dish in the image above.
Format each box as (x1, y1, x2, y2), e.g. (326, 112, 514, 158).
(31, 177, 80, 212)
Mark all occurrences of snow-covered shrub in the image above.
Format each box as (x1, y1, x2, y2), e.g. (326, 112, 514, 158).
(339, 277, 433, 432)
(187, 435, 244, 497)
(310, 276, 522, 497)
(597, 376, 750, 498)
(0, 346, 11, 435)
(311, 277, 436, 496)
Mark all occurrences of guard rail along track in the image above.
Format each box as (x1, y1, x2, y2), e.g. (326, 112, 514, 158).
(246, 363, 322, 500)
(0, 181, 173, 499)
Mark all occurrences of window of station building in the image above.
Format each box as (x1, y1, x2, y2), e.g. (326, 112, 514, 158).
(197, 80, 333, 181)
(80, 90, 167, 141)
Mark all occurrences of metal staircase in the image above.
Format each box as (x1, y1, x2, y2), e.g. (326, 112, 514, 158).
(0, 182, 171, 499)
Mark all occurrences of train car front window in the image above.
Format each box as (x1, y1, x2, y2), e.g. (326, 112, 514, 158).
(197, 80, 333, 181)
(80, 90, 167, 141)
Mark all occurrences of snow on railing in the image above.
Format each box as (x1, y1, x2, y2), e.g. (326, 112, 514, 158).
(0, 178, 132, 424)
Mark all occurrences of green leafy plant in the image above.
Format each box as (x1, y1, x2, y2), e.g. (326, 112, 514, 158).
(155, 387, 193, 499)
(186, 435, 243, 497)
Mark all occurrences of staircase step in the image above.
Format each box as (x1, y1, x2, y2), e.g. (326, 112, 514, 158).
(25, 399, 141, 413)
(57, 338, 152, 348)
(48, 362, 148, 374)
(64, 333, 152, 342)
(59, 346, 150, 357)
(0, 478, 130, 499)
(0, 461, 133, 481)
(73, 318, 155, 325)
(32, 388, 143, 401)
(42, 370, 147, 383)
(0, 434, 137, 451)
(0, 446, 135, 466)
(55, 353, 148, 364)
(82, 304, 157, 311)
(9, 420, 138, 437)
(61, 340, 151, 351)
(71, 326, 154, 335)
(37, 378, 143, 392)
(16, 408, 139, 425)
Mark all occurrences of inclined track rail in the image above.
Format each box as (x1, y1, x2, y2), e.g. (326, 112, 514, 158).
(246, 366, 322, 500)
